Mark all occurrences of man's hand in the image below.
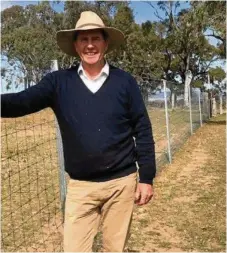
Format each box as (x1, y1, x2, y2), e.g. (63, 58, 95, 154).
(134, 183, 154, 206)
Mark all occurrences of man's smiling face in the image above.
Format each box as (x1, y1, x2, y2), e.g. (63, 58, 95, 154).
(74, 29, 108, 66)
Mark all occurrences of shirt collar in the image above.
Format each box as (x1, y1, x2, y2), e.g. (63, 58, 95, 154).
(78, 61, 109, 79)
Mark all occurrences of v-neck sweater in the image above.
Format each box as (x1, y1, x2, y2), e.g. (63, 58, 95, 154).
(1, 65, 156, 184)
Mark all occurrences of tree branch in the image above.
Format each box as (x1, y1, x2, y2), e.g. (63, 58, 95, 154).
(144, 1, 165, 21)
(205, 31, 225, 43)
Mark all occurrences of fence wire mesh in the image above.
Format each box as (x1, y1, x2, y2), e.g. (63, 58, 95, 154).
(1, 110, 64, 252)
(1, 65, 213, 252)
(1, 87, 64, 251)
(137, 75, 211, 166)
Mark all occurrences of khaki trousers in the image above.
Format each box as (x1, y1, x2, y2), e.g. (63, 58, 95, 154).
(64, 172, 137, 252)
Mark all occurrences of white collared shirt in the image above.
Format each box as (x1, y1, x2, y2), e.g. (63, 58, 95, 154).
(78, 62, 109, 93)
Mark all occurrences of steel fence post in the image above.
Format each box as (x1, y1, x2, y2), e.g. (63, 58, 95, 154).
(51, 60, 67, 214)
(188, 85, 193, 134)
(163, 80, 172, 163)
(220, 92, 223, 115)
(198, 89, 203, 126)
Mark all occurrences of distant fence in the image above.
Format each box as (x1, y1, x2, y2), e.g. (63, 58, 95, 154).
(1, 61, 224, 252)
(137, 77, 213, 167)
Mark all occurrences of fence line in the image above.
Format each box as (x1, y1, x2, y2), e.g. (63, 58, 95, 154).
(2, 60, 223, 251)
(50, 60, 67, 215)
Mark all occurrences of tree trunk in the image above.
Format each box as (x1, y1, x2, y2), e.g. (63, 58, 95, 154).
(212, 97, 217, 116)
(184, 70, 192, 107)
(184, 54, 192, 107)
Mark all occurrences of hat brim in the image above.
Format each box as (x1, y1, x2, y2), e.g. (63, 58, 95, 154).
(56, 27, 124, 57)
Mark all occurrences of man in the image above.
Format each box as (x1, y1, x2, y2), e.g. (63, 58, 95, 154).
(1, 11, 156, 252)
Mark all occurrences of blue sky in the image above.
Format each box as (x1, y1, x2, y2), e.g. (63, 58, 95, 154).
(130, 1, 190, 24)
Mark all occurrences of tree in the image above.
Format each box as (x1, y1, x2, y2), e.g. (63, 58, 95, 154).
(107, 4, 136, 72)
(145, 1, 220, 106)
(1, 2, 59, 89)
(191, 1, 226, 57)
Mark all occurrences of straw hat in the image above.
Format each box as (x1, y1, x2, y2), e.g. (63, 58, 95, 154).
(56, 11, 125, 57)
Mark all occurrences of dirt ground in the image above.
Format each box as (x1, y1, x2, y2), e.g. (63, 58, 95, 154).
(126, 114, 226, 252)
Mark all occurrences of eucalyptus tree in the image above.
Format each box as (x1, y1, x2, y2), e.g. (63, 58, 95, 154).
(173, 6, 219, 106)
(106, 3, 134, 67)
(145, 1, 220, 106)
(191, 1, 226, 57)
(1, 2, 59, 89)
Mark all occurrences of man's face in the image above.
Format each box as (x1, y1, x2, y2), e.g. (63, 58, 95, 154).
(74, 30, 108, 66)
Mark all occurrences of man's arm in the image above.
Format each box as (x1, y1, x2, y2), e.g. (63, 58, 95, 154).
(128, 75, 156, 184)
(1, 73, 56, 118)
(128, 75, 156, 205)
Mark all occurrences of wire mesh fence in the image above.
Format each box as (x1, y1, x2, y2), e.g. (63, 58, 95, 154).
(138, 76, 212, 167)
(1, 109, 64, 252)
(1, 69, 64, 251)
(1, 62, 216, 252)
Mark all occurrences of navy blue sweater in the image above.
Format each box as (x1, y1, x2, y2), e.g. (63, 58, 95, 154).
(1, 65, 156, 184)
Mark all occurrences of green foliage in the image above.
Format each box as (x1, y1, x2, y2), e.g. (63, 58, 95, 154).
(208, 67, 226, 83)
(192, 79, 203, 88)
(191, 1, 226, 57)
(113, 5, 134, 36)
(1, 1, 60, 88)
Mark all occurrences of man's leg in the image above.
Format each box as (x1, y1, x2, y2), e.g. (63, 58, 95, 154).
(64, 179, 101, 252)
(100, 173, 137, 252)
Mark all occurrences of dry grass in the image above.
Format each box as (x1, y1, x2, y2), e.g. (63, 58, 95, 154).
(1, 109, 64, 252)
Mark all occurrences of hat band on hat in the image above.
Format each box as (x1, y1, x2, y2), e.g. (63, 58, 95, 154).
(77, 23, 104, 29)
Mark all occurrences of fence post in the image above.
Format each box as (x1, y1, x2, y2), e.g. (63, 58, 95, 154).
(198, 89, 203, 126)
(51, 60, 67, 214)
(208, 91, 212, 118)
(188, 85, 193, 134)
(220, 92, 223, 115)
(212, 97, 217, 116)
(163, 80, 172, 163)
(202, 92, 209, 120)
